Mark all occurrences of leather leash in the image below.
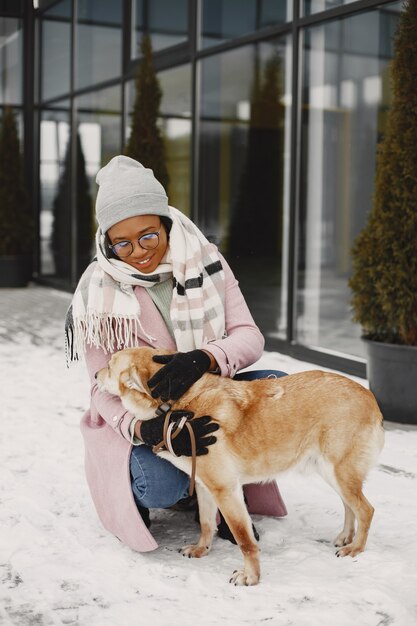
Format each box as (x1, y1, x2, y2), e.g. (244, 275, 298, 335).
(152, 403, 197, 497)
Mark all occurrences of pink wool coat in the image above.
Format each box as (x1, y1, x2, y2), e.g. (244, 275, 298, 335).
(81, 253, 287, 551)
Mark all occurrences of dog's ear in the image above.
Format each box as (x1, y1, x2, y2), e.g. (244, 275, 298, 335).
(121, 364, 146, 393)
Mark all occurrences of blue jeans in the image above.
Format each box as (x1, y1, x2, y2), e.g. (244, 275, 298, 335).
(129, 368, 287, 510)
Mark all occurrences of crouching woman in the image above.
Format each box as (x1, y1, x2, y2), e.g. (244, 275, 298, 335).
(65, 155, 287, 552)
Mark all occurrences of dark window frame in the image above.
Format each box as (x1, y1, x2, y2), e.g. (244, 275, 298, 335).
(22, 0, 402, 375)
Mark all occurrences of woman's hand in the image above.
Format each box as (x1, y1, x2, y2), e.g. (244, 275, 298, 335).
(138, 411, 219, 456)
(148, 350, 214, 401)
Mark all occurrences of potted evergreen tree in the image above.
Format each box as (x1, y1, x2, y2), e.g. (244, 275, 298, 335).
(0, 106, 32, 287)
(349, 0, 417, 424)
(125, 34, 169, 192)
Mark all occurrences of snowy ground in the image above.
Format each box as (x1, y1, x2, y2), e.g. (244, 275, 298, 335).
(1, 286, 417, 626)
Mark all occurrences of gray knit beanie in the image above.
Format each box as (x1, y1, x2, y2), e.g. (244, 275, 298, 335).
(95, 155, 170, 232)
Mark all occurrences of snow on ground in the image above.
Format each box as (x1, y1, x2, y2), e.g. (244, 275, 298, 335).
(1, 286, 417, 626)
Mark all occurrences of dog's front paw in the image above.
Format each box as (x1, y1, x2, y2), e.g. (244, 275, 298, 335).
(335, 543, 364, 558)
(180, 544, 210, 558)
(229, 569, 260, 586)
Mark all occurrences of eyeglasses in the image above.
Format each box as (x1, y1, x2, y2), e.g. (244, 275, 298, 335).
(108, 229, 161, 258)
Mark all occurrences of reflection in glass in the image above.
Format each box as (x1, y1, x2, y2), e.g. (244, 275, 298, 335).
(303, 0, 386, 16)
(131, 0, 188, 56)
(41, 106, 94, 281)
(76, 85, 122, 248)
(0, 18, 22, 104)
(297, 3, 402, 357)
(77, 0, 122, 90)
(41, 1, 71, 101)
(126, 64, 192, 215)
(52, 132, 93, 280)
(159, 64, 191, 216)
(201, 0, 290, 49)
(198, 39, 291, 339)
(39, 0, 69, 15)
(40, 108, 70, 278)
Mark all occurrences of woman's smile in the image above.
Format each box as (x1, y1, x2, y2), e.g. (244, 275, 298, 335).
(107, 214, 169, 273)
(132, 255, 154, 270)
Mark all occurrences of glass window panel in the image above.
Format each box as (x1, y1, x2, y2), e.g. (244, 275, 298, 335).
(76, 0, 122, 90)
(304, 0, 359, 15)
(296, 2, 402, 358)
(39, 106, 71, 280)
(200, 0, 290, 49)
(38, 0, 65, 11)
(41, 1, 71, 101)
(0, 18, 23, 104)
(198, 38, 292, 340)
(131, 0, 188, 57)
(44, 98, 71, 109)
(48, 87, 122, 280)
(76, 84, 122, 254)
(159, 64, 191, 216)
(126, 63, 192, 215)
(75, 86, 121, 276)
(304, 0, 403, 16)
(40, 88, 121, 282)
(40, 0, 71, 17)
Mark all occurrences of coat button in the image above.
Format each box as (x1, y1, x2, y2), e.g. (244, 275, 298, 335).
(112, 415, 118, 422)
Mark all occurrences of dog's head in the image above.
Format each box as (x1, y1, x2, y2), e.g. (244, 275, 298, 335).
(96, 347, 171, 419)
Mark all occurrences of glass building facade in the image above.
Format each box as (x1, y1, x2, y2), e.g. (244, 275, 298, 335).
(0, 0, 404, 376)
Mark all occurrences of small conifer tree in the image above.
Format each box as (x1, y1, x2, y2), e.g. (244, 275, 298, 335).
(125, 34, 169, 192)
(230, 55, 284, 258)
(0, 106, 31, 256)
(349, 0, 417, 346)
(51, 132, 93, 278)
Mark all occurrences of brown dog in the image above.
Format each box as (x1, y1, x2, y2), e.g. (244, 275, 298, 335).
(96, 346, 384, 586)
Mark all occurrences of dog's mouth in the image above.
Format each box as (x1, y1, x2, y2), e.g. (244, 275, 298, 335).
(95, 368, 108, 391)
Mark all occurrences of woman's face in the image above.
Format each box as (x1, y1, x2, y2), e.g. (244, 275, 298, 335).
(107, 214, 169, 274)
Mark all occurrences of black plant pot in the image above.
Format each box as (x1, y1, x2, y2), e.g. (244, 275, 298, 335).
(0, 255, 32, 287)
(364, 338, 417, 425)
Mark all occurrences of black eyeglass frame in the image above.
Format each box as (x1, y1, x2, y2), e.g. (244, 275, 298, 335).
(108, 228, 162, 258)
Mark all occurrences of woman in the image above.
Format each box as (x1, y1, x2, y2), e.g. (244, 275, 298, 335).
(66, 155, 287, 552)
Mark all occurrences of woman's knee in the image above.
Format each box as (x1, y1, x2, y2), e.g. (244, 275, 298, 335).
(130, 445, 190, 509)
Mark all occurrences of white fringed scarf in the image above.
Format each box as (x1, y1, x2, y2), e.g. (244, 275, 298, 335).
(65, 206, 226, 364)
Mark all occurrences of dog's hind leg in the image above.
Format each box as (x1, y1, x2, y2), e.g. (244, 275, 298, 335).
(332, 470, 374, 558)
(214, 484, 260, 586)
(315, 456, 356, 547)
(180, 482, 217, 558)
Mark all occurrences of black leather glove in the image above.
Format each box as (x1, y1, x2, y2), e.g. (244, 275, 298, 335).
(148, 350, 212, 401)
(140, 410, 219, 456)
